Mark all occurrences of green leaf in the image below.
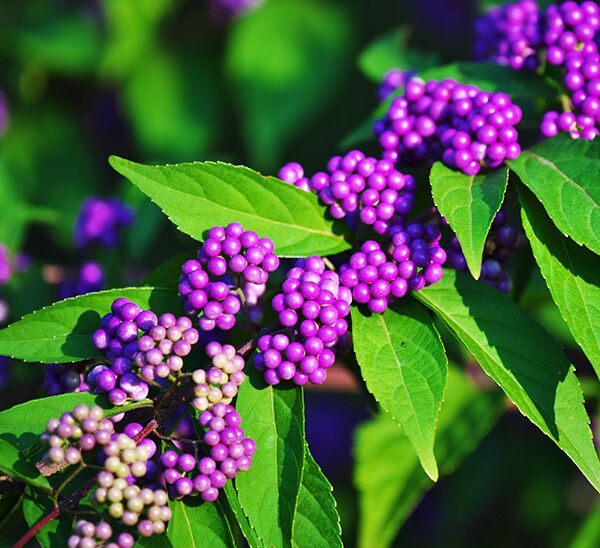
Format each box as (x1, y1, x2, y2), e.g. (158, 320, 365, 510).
(234, 370, 305, 547)
(430, 163, 508, 278)
(507, 135, 600, 255)
(354, 366, 503, 548)
(570, 500, 600, 548)
(223, 482, 262, 547)
(351, 300, 447, 481)
(166, 498, 235, 547)
(22, 488, 72, 548)
(109, 156, 351, 257)
(0, 287, 180, 363)
(225, 0, 352, 169)
(414, 269, 600, 491)
(519, 186, 600, 379)
(0, 393, 151, 453)
(0, 439, 51, 491)
(292, 445, 342, 547)
(357, 26, 440, 81)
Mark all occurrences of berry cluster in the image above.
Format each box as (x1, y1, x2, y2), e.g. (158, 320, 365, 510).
(375, 78, 522, 175)
(279, 151, 416, 235)
(41, 405, 115, 465)
(209, 0, 264, 21)
(474, 0, 542, 70)
(87, 361, 148, 406)
(68, 520, 133, 548)
(133, 314, 199, 381)
(192, 342, 246, 411)
(445, 209, 520, 293)
(179, 223, 279, 330)
(44, 363, 88, 395)
(378, 69, 413, 101)
(339, 226, 445, 314)
(59, 261, 105, 299)
(0, 244, 11, 285)
(253, 256, 349, 386)
(74, 197, 134, 249)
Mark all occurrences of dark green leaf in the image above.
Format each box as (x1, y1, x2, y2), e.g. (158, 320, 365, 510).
(226, 0, 352, 168)
(414, 269, 600, 491)
(430, 163, 508, 278)
(0, 393, 151, 453)
(358, 26, 440, 81)
(351, 300, 447, 481)
(235, 370, 305, 547)
(354, 366, 503, 547)
(109, 156, 351, 257)
(507, 135, 600, 255)
(0, 287, 180, 363)
(292, 445, 342, 547)
(166, 498, 235, 547)
(570, 500, 600, 548)
(22, 488, 72, 548)
(519, 186, 600, 379)
(0, 439, 51, 491)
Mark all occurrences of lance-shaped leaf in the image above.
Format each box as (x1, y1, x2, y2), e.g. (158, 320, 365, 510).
(414, 270, 600, 491)
(0, 287, 180, 363)
(0, 393, 151, 452)
(292, 445, 342, 547)
(166, 499, 235, 547)
(0, 440, 51, 492)
(234, 371, 305, 547)
(351, 300, 448, 481)
(22, 488, 72, 548)
(430, 163, 508, 278)
(109, 156, 351, 257)
(507, 135, 600, 255)
(355, 367, 503, 548)
(519, 186, 600, 379)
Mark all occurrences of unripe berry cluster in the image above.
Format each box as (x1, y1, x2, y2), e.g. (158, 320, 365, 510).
(44, 363, 88, 395)
(41, 405, 114, 465)
(179, 223, 279, 331)
(68, 520, 133, 548)
(192, 342, 246, 411)
(375, 78, 522, 175)
(279, 152, 416, 235)
(133, 313, 199, 381)
(378, 69, 414, 101)
(474, 0, 542, 70)
(445, 208, 520, 293)
(74, 197, 134, 249)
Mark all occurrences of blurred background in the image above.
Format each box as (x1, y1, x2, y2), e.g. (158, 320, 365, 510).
(0, 0, 598, 546)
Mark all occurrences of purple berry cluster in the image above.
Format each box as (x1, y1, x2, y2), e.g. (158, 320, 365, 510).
(474, 0, 542, 70)
(59, 261, 105, 299)
(68, 520, 133, 548)
(543, 1, 600, 66)
(133, 314, 199, 381)
(378, 69, 414, 101)
(209, 0, 264, 21)
(279, 151, 416, 235)
(445, 208, 520, 293)
(253, 256, 349, 386)
(0, 244, 11, 285)
(339, 226, 445, 314)
(374, 78, 522, 175)
(41, 404, 115, 465)
(44, 363, 88, 395)
(192, 342, 246, 411)
(74, 197, 134, 249)
(179, 223, 279, 331)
